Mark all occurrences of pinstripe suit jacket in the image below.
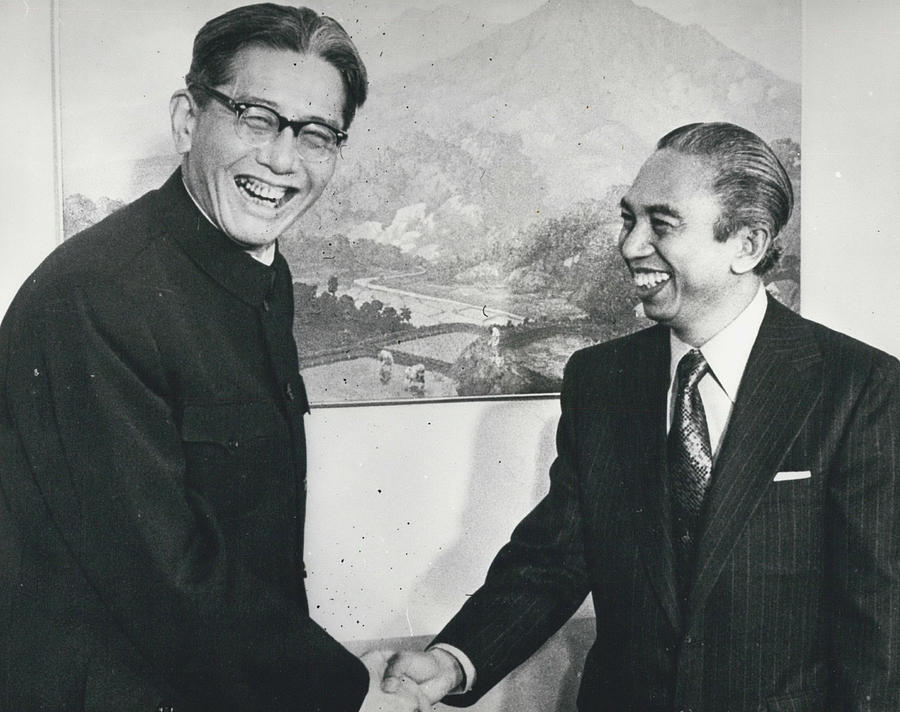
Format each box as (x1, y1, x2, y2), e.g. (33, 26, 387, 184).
(437, 297, 900, 711)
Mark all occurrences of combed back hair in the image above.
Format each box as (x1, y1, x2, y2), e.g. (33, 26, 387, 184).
(656, 122, 793, 274)
(185, 3, 368, 128)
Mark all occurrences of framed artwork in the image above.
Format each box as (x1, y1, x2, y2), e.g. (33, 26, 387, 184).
(58, 0, 801, 405)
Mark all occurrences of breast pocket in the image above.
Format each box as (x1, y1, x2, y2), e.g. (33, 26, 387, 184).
(180, 400, 289, 447)
(741, 474, 824, 575)
(763, 687, 826, 711)
(178, 401, 293, 521)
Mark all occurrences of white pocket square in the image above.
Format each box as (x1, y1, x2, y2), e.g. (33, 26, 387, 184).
(773, 470, 811, 482)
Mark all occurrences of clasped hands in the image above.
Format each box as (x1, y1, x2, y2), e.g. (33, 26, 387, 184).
(359, 648, 463, 712)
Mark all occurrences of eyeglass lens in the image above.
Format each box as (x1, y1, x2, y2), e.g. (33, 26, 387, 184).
(236, 106, 339, 162)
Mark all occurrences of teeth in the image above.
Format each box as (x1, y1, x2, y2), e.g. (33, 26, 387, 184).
(235, 176, 289, 204)
(634, 271, 670, 288)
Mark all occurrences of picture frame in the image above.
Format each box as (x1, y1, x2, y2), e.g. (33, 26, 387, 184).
(57, 0, 801, 405)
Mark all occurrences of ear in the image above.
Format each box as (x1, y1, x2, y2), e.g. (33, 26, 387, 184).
(170, 90, 196, 155)
(730, 225, 771, 275)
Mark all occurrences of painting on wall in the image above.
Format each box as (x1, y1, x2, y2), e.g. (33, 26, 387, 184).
(58, 0, 801, 404)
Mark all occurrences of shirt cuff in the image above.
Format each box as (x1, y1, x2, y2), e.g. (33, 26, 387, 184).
(428, 643, 476, 694)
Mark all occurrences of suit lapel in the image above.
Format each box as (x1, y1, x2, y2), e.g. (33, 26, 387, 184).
(685, 298, 823, 626)
(611, 326, 682, 631)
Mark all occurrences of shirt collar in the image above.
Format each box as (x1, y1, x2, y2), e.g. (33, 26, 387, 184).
(156, 170, 282, 308)
(669, 283, 768, 402)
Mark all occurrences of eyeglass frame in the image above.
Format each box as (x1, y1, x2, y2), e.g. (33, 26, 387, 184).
(188, 82, 348, 159)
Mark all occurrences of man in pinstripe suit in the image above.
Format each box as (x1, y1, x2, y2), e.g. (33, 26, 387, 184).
(381, 123, 900, 711)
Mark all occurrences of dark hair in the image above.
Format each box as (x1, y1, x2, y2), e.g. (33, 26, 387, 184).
(656, 122, 793, 274)
(185, 3, 367, 128)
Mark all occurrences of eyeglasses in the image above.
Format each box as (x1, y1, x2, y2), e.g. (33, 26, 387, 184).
(189, 83, 347, 163)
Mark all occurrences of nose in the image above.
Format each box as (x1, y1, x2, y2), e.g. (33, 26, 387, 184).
(619, 219, 655, 261)
(256, 128, 299, 174)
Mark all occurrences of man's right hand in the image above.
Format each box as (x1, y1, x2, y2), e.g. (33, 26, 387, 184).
(360, 650, 430, 712)
(381, 648, 464, 705)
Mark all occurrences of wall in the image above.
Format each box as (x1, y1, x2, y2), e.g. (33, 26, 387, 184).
(801, 0, 900, 354)
(2, 1, 899, 710)
(0, 1, 57, 315)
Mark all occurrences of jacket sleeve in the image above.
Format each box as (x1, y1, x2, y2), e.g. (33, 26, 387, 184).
(827, 351, 900, 711)
(1, 285, 369, 711)
(433, 352, 593, 705)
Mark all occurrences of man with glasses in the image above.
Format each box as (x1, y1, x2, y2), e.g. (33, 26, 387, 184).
(0, 5, 423, 711)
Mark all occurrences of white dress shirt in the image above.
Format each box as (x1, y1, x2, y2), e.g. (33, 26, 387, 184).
(436, 283, 770, 694)
(667, 283, 768, 463)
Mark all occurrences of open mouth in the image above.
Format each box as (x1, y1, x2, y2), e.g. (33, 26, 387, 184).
(234, 176, 296, 209)
(632, 269, 671, 295)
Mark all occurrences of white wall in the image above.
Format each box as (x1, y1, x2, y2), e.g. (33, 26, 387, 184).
(304, 396, 564, 641)
(0, 1, 58, 315)
(801, 0, 900, 356)
(2, 0, 899, 657)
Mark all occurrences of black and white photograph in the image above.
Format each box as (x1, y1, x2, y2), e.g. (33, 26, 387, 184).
(1, 1, 898, 711)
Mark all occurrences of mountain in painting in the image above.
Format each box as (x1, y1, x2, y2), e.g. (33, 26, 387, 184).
(294, 0, 799, 262)
(88, 0, 799, 267)
(350, 4, 502, 78)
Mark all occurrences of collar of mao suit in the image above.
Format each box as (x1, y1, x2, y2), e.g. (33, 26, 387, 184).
(158, 169, 282, 309)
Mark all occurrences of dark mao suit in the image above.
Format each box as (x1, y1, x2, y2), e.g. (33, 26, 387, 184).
(436, 298, 899, 711)
(0, 172, 369, 711)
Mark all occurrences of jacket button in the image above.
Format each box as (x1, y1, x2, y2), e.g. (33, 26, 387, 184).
(684, 634, 693, 644)
(286, 382, 295, 401)
(226, 438, 239, 451)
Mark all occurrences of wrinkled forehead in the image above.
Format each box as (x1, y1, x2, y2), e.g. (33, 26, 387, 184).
(224, 45, 317, 87)
(223, 46, 346, 123)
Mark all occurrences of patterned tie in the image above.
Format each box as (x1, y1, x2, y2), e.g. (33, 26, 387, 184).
(668, 349, 712, 605)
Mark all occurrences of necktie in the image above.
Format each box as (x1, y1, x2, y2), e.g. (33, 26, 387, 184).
(668, 348, 712, 605)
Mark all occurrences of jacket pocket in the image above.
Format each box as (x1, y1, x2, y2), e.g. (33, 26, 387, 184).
(179, 400, 289, 449)
(178, 401, 294, 522)
(83, 636, 178, 712)
(763, 688, 825, 711)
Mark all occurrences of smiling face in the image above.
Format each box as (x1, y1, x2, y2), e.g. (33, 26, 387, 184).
(171, 46, 346, 255)
(619, 149, 757, 345)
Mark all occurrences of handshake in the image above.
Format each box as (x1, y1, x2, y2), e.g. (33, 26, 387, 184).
(358, 647, 465, 712)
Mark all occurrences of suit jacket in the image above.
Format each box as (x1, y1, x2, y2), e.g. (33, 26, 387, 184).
(437, 297, 900, 711)
(0, 171, 369, 711)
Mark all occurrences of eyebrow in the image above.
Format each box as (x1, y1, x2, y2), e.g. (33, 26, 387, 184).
(647, 204, 683, 221)
(235, 93, 340, 128)
(619, 198, 683, 221)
